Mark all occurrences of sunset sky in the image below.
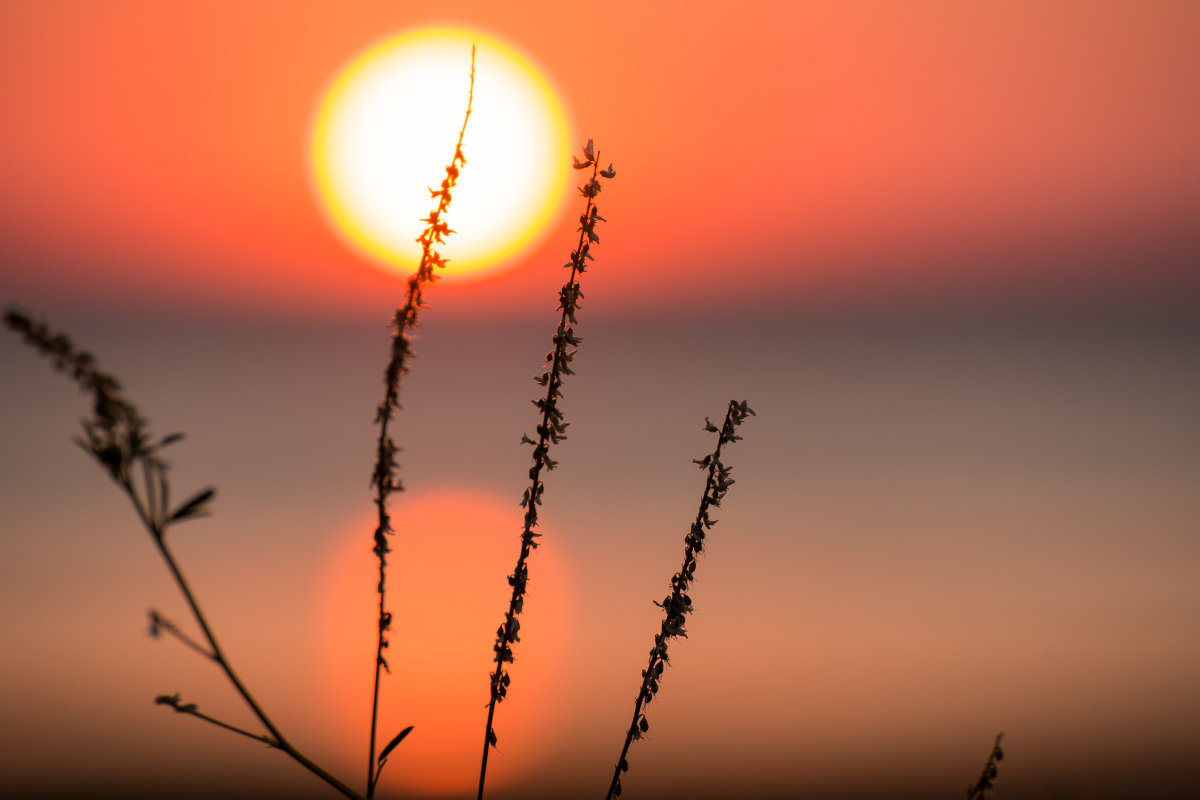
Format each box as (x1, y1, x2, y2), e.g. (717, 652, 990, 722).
(2, 2, 1198, 799)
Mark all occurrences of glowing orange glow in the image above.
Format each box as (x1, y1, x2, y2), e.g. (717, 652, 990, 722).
(317, 487, 570, 795)
(310, 27, 571, 281)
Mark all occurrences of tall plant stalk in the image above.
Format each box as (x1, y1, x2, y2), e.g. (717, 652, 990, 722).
(476, 141, 616, 799)
(966, 732, 1005, 799)
(3, 309, 364, 800)
(605, 399, 754, 800)
(366, 47, 475, 798)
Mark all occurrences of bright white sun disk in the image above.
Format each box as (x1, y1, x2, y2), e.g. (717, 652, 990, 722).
(311, 28, 570, 279)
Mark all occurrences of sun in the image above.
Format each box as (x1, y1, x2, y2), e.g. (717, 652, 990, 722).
(310, 27, 571, 280)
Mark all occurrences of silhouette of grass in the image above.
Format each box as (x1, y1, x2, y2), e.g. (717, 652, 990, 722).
(6, 303, 1007, 799)
(3, 308, 361, 799)
(605, 400, 754, 800)
(366, 44, 474, 800)
(966, 732, 1005, 799)
(1, 44, 1003, 800)
(475, 138, 614, 800)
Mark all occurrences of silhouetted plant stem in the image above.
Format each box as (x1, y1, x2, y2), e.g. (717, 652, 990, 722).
(606, 399, 754, 800)
(149, 609, 216, 660)
(156, 692, 278, 746)
(477, 142, 616, 800)
(366, 47, 475, 799)
(150, 536, 362, 798)
(966, 732, 1005, 800)
(2, 308, 365, 800)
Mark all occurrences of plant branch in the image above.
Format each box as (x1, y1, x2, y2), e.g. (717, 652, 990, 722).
(150, 515, 363, 798)
(3, 308, 364, 800)
(966, 732, 1005, 800)
(155, 692, 279, 747)
(366, 45, 475, 799)
(477, 142, 616, 800)
(605, 399, 754, 800)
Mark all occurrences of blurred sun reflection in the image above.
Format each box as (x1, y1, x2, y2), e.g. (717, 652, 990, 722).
(317, 486, 570, 796)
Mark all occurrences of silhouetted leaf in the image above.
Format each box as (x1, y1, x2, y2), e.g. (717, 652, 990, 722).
(378, 725, 414, 765)
(168, 487, 215, 523)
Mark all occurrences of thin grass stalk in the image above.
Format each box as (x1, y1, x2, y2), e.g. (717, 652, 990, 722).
(2, 309, 363, 800)
(156, 692, 278, 746)
(966, 732, 1005, 800)
(366, 47, 475, 798)
(146, 492, 360, 797)
(476, 142, 616, 800)
(605, 399, 754, 800)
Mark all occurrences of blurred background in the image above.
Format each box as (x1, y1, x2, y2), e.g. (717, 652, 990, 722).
(2, 2, 1198, 798)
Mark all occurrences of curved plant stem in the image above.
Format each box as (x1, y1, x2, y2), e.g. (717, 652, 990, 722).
(366, 47, 475, 799)
(4, 309, 365, 799)
(477, 145, 615, 800)
(966, 732, 1005, 799)
(153, 536, 361, 798)
(156, 693, 278, 746)
(127, 477, 364, 798)
(605, 399, 754, 800)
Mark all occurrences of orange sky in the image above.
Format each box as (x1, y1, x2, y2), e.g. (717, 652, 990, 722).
(2, 1, 1197, 320)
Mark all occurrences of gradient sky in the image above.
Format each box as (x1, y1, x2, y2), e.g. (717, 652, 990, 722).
(2, 2, 1199, 799)
(2, 0, 1198, 320)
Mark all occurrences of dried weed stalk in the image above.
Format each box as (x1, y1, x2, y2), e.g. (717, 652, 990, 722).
(966, 732, 1005, 799)
(476, 139, 616, 799)
(366, 44, 475, 800)
(605, 399, 754, 799)
(2, 310, 362, 799)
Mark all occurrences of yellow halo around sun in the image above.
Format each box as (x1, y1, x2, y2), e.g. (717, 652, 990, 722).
(310, 27, 571, 280)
